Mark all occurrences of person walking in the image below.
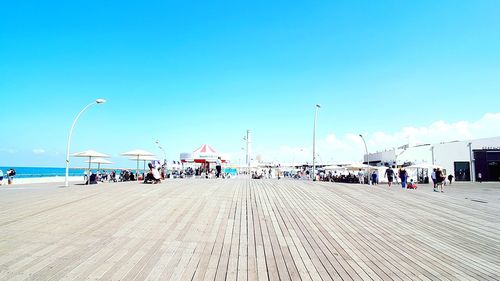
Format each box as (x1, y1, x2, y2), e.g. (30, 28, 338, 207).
(6, 169, 15, 185)
(0, 169, 3, 186)
(371, 170, 378, 185)
(448, 174, 454, 185)
(435, 168, 445, 192)
(215, 157, 222, 178)
(399, 168, 408, 189)
(431, 168, 437, 192)
(385, 166, 395, 187)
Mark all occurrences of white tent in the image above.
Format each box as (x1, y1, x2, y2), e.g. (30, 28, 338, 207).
(345, 163, 377, 170)
(406, 163, 442, 169)
(323, 165, 345, 171)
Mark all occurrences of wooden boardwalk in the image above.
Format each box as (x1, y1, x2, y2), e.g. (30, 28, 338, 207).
(0, 179, 499, 280)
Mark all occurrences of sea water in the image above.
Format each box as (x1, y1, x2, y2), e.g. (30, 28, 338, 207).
(0, 167, 86, 179)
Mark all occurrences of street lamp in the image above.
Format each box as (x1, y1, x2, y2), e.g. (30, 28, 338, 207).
(312, 104, 321, 181)
(359, 134, 369, 184)
(156, 140, 167, 164)
(65, 99, 106, 187)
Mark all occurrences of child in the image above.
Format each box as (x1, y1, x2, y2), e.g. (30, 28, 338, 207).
(407, 179, 417, 189)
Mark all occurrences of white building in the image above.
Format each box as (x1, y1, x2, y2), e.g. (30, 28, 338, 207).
(364, 136, 500, 182)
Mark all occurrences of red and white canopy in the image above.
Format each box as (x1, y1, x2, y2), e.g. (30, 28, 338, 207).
(180, 144, 228, 163)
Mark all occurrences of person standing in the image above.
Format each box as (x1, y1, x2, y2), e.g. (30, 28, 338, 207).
(371, 170, 378, 185)
(478, 172, 482, 183)
(448, 174, 454, 185)
(431, 168, 437, 191)
(0, 169, 3, 186)
(215, 157, 222, 178)
(399, 168, 408, 189)
(385, 166, 395, 187)
(6, 169, 15, 185)
(357, 169, 364, 184)
(435, 168, 445, 192)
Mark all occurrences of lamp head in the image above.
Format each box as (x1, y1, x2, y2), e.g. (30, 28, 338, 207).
(316, 104, 321, 108)
(359, 134, 363, 138)
(96, 99, 106, 104)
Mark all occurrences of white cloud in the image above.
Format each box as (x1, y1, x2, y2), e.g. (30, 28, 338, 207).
(32, 149, 46, 155)
(258, 113, 500, 164)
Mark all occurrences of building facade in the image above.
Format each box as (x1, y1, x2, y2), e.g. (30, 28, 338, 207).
(364, 137, 500, 182)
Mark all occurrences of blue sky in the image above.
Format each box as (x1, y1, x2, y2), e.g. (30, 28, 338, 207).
(1, 0, 499, 167)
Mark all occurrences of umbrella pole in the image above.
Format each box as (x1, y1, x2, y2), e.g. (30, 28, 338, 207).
(88, 156, 92, 185)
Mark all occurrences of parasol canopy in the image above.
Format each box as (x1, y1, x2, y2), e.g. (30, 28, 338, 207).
(85, 157, 113, 172)
(128, 155, 159, 171)
(122, 149, 155, 180)
(72, 150, 110, 184)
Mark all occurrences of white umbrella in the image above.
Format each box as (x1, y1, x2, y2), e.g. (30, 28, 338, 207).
(122, 149, 155, 181)
(85, 157, 113, 172)
(128, 155, 159, 172)
(72, 150, 110, 183)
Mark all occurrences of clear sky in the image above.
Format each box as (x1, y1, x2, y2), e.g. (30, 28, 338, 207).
(1, 0, 499, 167)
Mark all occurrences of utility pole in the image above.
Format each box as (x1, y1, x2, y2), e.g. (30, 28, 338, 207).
(245, 130, 252, 177)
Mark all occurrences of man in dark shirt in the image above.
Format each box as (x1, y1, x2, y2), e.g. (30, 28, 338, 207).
(385, 167, 395, 187)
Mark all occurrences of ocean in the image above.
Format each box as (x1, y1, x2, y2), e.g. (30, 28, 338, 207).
(0, 167, 86, 179)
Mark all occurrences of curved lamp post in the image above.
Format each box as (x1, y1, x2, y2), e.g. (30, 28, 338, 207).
(312, 104, 321, 181)
(64, 99, 106, 187)
(359, 134, 369, 184)
(156, 140, 167, 164)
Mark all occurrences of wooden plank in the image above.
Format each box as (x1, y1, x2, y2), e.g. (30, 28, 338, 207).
(0, 179, 499, 280)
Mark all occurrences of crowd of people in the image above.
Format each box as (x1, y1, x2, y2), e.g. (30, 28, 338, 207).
(290, 165, 459, 192)
(317, 170, 367, 183)
(84, 163, 166, 185)
(0, 163, 463, 192)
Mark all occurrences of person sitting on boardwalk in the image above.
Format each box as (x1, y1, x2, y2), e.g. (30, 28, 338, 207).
(407, 179, 417, 189)
(88, 172, 98, 185)
(144, 163, 161, 184)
